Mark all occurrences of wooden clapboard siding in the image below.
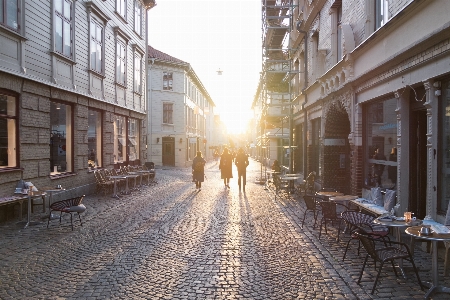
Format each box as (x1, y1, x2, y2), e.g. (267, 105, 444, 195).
(24, 0, 52, 80)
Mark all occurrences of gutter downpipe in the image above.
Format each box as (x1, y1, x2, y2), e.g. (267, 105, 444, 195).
(297, 28, 308, 176)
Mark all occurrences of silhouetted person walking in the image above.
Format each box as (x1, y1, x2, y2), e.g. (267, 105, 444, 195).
(235, 148, 249, 192)
(219, 147, 233, 188)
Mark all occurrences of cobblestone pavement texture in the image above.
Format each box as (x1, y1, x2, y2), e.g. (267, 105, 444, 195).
(1, 159, 450, 299)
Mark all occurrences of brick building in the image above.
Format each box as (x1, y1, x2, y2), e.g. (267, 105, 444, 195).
(254, 0, 450, 222)
(0, 0, 156, 220)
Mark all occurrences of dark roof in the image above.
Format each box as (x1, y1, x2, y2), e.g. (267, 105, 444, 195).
(148, 45, 186, 64)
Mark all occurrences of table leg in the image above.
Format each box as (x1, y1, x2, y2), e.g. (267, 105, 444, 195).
(112, 179, 120, 198)
(123, 177, 130, 195)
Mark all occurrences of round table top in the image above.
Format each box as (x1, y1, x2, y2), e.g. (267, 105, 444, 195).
(329, 195, 358, 201)
(109, 175, 128, 179)
(374, 217, 419, 227)
(405, 226, 450, 241)
(316, 191, 344, 197)
(280, 176, 302, 180)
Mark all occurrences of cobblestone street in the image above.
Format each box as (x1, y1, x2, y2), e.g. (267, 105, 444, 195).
(1, 159, 449, 299)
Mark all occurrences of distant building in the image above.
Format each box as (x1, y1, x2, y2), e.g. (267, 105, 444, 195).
(0, 0, 155, 207)
(146, 46, 215, 167)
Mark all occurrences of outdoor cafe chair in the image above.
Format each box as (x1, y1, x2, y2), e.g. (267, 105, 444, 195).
(355, 231, 423, 294)
(47, 195, 85, 231)
(301, 195, 322, 228)
(318, 201, 348, 242)
(340, 210, 390, 261)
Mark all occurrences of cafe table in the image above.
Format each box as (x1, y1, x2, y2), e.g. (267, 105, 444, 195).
(315, 191, 344, 201)
(109, 175, 128, 198)
(23, 191, 47, 228)
(279, 174, 302, 193)
(406, 226, 450, 299)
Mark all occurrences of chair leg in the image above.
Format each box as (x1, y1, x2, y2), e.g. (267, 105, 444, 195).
(47, 209, 53, 228)
(337, 220, 342, 242)
(78, 213, 82, 226)
(70, 213, 73, 231)
(371, 261, 385, 294)
(319, 220, 323, 239)
(391, 260, 398, 277)
(301, 210, 308, 227)
(409, 257, 424, 290)
(312, 211, 317, 228)
(343, 238, 354, 261)
(358, 255, 369, 284)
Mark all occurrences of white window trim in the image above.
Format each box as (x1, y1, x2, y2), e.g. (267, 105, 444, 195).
(114, 26, 131, 88)
(86, 1, 110, 76)
(115, 0, 127, 23)
(134, 0, 143, 38)
(162, 102, 174, 125)
(132, 44, 144, 95)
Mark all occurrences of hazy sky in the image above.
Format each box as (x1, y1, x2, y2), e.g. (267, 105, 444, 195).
(147, 0, 262, 134)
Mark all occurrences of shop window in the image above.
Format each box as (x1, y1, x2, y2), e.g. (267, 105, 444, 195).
(364, 97, 397, 188)
(128, 118, 139, 162)
(88, 109, 102, 169)
(439, 80, 450, 214)
(50, 101, 73, 174)
(114, 115, 126, 163)
(0, 91, 17, 168)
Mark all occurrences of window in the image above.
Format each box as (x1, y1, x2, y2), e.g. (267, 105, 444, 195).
(54, 0, 73, 58)
(116, 40, 126, 85)
(0, 91, 17, 168)
(163, 72, 173, 90)
(50, 101, 73, 174)
(88, 109, 102, 169)
(114, 115, 126, 163)
(375, 0, 389, 30)
(134, 0, 142, 36)
(0, 0, 19, 31)
(134, 52, 142, 93)
(116, 0, 126, 19)
(439, 80, 450, 214)
(364, 98, 397, 188)
(90, 19, 103, 74)
(163, 103, 173, 124)
(337, 5, 342, 61)
(128, 118, 139, 162)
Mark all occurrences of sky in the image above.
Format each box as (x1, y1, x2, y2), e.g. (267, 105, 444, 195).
(147, 0, 262, 134)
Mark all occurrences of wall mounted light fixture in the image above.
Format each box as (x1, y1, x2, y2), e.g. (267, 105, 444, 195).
(156, 137, 160, 143)
(179, 138, 183, 144)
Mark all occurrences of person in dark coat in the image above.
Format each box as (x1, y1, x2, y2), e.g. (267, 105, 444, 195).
(219, 147, 233, 188)
(235, 148, 249, 192)
(192, 151, 206, 190)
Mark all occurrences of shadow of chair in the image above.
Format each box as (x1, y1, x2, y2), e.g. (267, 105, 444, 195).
(318, 201, 348, 242)
(302, 195, 322, 228)
(47, 195, 85, 231)
(341, 210, 391, 261)
(355, 231, 423, 294)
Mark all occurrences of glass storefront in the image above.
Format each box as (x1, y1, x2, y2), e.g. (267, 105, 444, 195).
(365, 97, 397, 189)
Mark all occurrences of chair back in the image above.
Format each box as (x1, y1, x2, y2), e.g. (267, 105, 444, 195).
(94, 170, 104, 183)
(144, 162, 155, 170)
(341, 211, 375, 231)
(354, 231, 378, 260)
(304, 195, 318, 210)
(319, 201, 338, 219)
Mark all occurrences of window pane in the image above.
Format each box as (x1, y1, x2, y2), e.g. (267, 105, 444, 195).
(55, 17, 63, 53)
(128, 118, 139, 161)
(365, 98, 397, 188)
(55, 0, 62, 14)
(63, 20, 71, 56)
(114, 116, 126, 163)
(0, 94, 17, 168)
(0, 0, 4, 24)
(50, 102, 72, 173)
(90, 39, 96, 70)
(97, 43, 102, 72)
(6, 0, 18, 30)
(88, 110, 101, 168)
(63, 0, 71, 19)
(440, 80, 450, 213)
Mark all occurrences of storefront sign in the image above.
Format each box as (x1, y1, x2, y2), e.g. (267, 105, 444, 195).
(324, 139, 346, 146)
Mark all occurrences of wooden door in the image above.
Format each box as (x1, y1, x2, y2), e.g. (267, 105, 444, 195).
(162, 137, 175, 166)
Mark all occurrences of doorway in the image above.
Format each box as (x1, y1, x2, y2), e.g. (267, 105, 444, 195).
(162, 137, 175, 166)
(409, 108, 427, 219)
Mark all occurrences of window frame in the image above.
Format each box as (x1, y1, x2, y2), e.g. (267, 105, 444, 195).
(87, 108, 102, 170)
(0, 89, 19, 170)
(86, 2, 110, 77)
(0, 0, 20, 32)
(50, 100, 74, 176)
(114, 115, 127, 164)
(163, 72, 173, 91)
(163, 102, 173, 125)
(116, 0, 127, 21)
(128, 117, 139, 162)
(132, 44, 144, 95)
(53, 0, 74, 59)
(134, 0, 142, 37)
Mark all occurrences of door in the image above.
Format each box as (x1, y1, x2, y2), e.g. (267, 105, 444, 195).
(409, 109, 427, 219)
(162, 137, 175, 166)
